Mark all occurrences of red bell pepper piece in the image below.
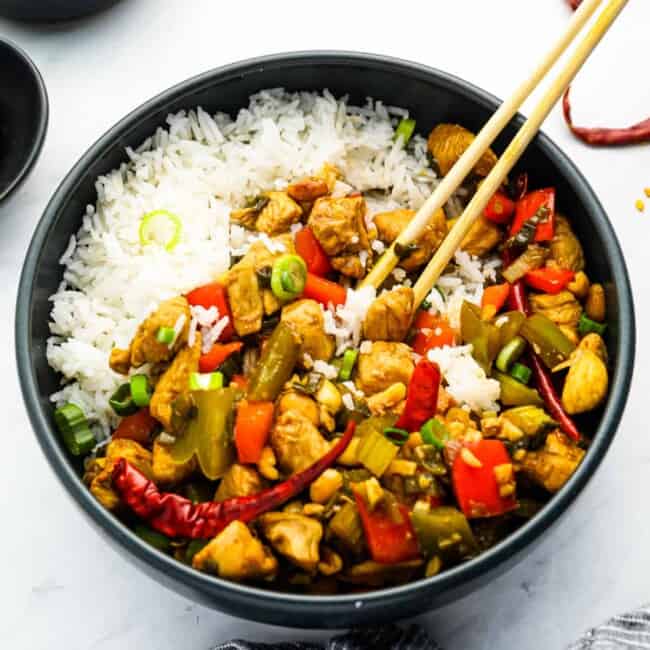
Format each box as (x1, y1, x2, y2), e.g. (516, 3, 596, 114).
(411, 312, 455, 356)
(112, 408, 158, 444)
(452, 439, 518, 519)
(234, 400, 275, 464)
(302, 272, 347, 307)
(395, 359, 441, 432)
(510, 188, 556, 242)
(294, 227, 332, 276)
(186, 282, 234, 341)
(198, 341, 243, 374)
(481, 283, 511, 319)
(354, 493, 420, 564)
(484, 191, 515, 224)
(523, 267, 575, 295)
(112, 421, 356, 539)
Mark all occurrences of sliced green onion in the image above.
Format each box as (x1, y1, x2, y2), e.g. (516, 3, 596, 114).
(510, 362, 532, 385)
(338, 349, 359, 382)
(419, 298, 432, 311)
(185, 539, 209, 563)
(394, 118, 416, 145)
(134, 524, 171, 552)
(420, 417, 448, 450)
(495, 335, 527, 373)
(139, 210, 182, 252)
(578, 313, 607, 336)
(54, 403, 96, 456)
(189, 371, 224, 391)
(109, 383, 138, 416)
(357, 428, 399, 476)
(156, 326, 175, 345)
(270, 254, 307, 301)
(130, 374, 151, 407)
(383, 427, 410, 446)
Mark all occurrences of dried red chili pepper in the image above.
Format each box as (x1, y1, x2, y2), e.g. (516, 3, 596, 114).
(567, 0, 582, 9)
(508, 280, 581, 441)
(563, 87, 650, 147)
(113, 421, 356, 539)
(395, 359, 441, 433)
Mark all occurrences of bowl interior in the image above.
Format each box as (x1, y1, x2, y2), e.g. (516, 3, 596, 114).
(0, 39, 48, 200)
(17, 53, 635, 627)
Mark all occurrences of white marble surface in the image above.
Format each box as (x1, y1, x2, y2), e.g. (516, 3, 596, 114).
(1, 1, 649, 648)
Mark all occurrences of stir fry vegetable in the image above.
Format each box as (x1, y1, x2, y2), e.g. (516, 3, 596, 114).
(271, 254, 308, 301)
(54, 403, 96, 456)
(139, 210, 182, 252)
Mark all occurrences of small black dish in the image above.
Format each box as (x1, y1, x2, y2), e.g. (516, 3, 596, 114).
(0, 38, 48, 201)
(16, 52, 635, 628)
(0, 0, 121, 22)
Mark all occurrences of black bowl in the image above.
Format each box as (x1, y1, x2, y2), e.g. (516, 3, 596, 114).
(0, 0, 121, 22)
(0, 38, 48, 201)
(16, 52, 635, 628)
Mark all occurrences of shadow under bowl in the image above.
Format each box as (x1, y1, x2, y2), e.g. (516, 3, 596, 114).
(0, 38, 48, 201)
(15, 51, 635, 628)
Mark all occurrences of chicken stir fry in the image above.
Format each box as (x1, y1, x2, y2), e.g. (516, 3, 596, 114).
(56, 118, 610, 594)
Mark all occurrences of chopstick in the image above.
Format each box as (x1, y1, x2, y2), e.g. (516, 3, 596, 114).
(411, 0, 628, 307)
(361, 0, 604, 291)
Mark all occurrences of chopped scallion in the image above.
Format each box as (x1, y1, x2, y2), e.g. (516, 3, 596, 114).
(420, 298, 432, 311)
(270, 254, 307, 301)
(495, 335, 527, 373)
(185, 539, 209, 563)
(139, 210, 182, 252)
(130, 374, 151, 407)
(338, 349, 359, 382)
(189, 371, 224, 391)
(156, 326, 175, 345)
(54, 403, 96, 456)
(394, 118, 416, 145)
(510, 362, 532, 385)
(578, 313, 607, 336)
(109, 383, 138, 416)
(383, 427, 410, 446)
(420, 417, 448, 449)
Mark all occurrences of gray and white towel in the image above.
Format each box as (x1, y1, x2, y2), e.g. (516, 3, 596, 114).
(214, 609, 650, 650)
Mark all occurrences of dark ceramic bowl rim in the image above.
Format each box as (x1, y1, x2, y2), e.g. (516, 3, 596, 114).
(16, 51, 634, 621)
(0, 37, 48, 201)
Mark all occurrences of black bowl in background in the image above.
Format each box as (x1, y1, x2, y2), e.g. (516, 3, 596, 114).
(16, 52, 635, 628)
(0, 0, 121, 22)
(0, 38, 48, 201)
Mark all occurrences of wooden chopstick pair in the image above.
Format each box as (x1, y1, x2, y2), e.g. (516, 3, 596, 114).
(361, 0, 627, 307)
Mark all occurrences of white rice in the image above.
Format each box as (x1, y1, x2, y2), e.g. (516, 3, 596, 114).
(47, 89, 436, 437)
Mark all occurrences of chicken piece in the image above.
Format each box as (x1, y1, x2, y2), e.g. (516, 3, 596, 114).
(226, 265, 263, 336)
(287, 177, 330, 202)
(149, 336, 201, 431)
(367, 382, 407, 416)
(529, 290, 582, 329)
(110, 296, 190, 373)
(308, 196, 370, 277)
(427, 124, 497, 177)
(453, 215, 502, 258)
(87, 439, 153, 510)
(520, 431, 585, 493)
(255, 191, 303, 236)
(356, 341, 414, 395)
(257, 445, 279, 481)
(230, 196, 269, 229)
(214, 463, 263, 501)
(278, 390, 320, 427)
(281, 299, 335, 363)
(316, 163, 342, 193)
(585, 283, 606, 322)
(270, 410, 332, 474)
(374, 208, 447, 270)
(258, 512, 323, 572)
(562, 338, 609, 415)
(363, 287, 414, 342)
(152, 438, 196, 486)
(550, 215, 585, 272)
(192, 520, 277, 581)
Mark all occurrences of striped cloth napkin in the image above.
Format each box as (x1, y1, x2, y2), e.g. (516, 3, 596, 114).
(214, 610, 650, 650)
